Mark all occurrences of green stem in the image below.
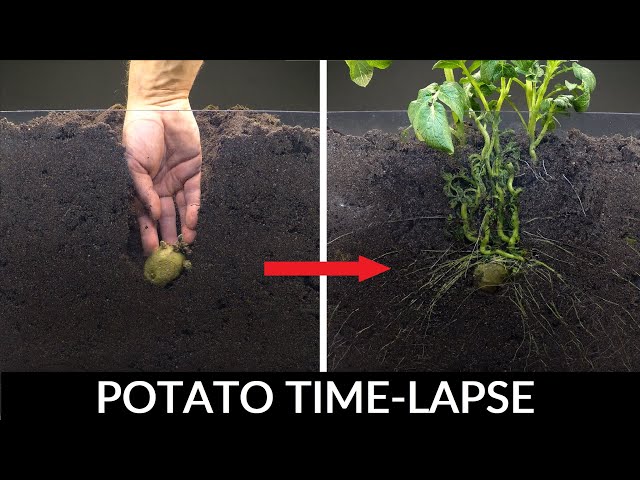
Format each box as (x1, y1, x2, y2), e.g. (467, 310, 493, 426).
(497, 213, 511, 243)
(495, 77, 512, 113)
(534, 62, 559, 111)
(544, 87, 568, 99)
(495, 186, 511, 243)
(508, 205, 520, 249)
(490, 121, 501, 156)
(507, 172, 522, 196)
(506, 98, 528, 131)
(444, 68, 466, 145)
(495, 249, 525, 262)
(461, 64, 491, 112)
(526, 61, 560, 163)
(461, 204, 478, 242)
(469, 110, 491, 160)
(444, 68, 455, 83)
(533, 108, 555, 149)
(512, 77, 527, 90)
(479, 211, 492, 255)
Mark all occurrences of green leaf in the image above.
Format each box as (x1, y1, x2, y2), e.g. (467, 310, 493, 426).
(423, 83, 439, 95)
(479, 82, 497, 96)
(553, 95, 574, 110)
(345, 60, 373, 87)
(511, 60, 535, 71)
(469, 95, 482, 113)
(413, 85, 436, 106)
(433, 60, 464, 70)
(564, 80, 578, 91)
(481, 60, 517, 83)
(366, 60, 392, 69)
(408, 97, 426, 125)
(438, 81, 468, 120)
(480, 61, 497, 83)
(468, 60, 481, 72)
(345, 60, 392, 87)
(519, 62, 543, 80)
(572, 90, 591, 112)
(498, 62, 517, 79)
(408, 98, 454, 154)
(572, 63, 596, 93)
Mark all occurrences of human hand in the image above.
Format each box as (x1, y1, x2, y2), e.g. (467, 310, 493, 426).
(123, 60, 203, 256)
(123, 101, 202, 255)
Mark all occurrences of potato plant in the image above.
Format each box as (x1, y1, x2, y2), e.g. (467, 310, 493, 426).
(346, 60, 596, 289)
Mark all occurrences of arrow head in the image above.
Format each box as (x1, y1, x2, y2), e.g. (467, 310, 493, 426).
(358, 256, 391, 282)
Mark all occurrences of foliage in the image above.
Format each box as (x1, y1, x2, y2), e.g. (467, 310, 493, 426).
(345, 60, 392, 87)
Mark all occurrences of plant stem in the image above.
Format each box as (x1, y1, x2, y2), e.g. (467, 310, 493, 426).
(461, 204, 478, 242)
(469, 110, 491, 160)
(444, 68, 466, 144)
(533, 107, 556, 149)
(506, 98, 528, 131)
(461, 65, 491, 112)
(508, 205, 520, 249)
(526, 61, 561, 163)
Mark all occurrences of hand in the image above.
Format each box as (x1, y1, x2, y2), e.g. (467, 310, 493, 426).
(123, 101, 202, 255)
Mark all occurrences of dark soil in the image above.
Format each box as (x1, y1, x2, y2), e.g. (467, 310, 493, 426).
(328, 127, 640, 371)
(0, 109, 319, 371)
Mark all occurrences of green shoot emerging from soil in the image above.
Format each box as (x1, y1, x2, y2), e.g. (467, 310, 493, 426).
(511, 61, 596, 162)
(144, 235, 192, 287)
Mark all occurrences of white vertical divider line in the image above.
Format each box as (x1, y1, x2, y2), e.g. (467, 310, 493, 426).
(319, 60, 328, 373)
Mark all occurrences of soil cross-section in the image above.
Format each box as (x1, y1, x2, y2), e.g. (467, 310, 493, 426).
(0, 109, 319, 371)
(328, 126, 640, 372)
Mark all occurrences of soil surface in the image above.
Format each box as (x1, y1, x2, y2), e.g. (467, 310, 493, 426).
(0, 109, 319, 371)
(328, 127, 640, 371)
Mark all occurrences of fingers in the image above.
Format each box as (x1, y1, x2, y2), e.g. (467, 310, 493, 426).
(159, 196, 178, 245)
(135, 198, 159, 256)
(130, 172, 162, 222)
(183, 172, 201, 231)
(176, 190, 197, 244)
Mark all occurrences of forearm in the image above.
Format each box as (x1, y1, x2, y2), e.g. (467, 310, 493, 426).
(126, 60, 203, 108)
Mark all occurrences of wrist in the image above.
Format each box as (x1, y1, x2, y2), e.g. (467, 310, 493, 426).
(126, 60, 203, 109)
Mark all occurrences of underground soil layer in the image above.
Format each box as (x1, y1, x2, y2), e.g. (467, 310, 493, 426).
(328, 127, 640, 371)
(0, 109, 319, 371)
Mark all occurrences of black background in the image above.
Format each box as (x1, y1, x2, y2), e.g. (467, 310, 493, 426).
(2, 372, 639, 422)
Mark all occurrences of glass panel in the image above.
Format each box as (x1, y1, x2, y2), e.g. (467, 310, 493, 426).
(329, 110, 640, 138)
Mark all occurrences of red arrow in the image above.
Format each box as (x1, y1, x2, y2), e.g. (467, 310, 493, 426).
(264, 256, 390, 282)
